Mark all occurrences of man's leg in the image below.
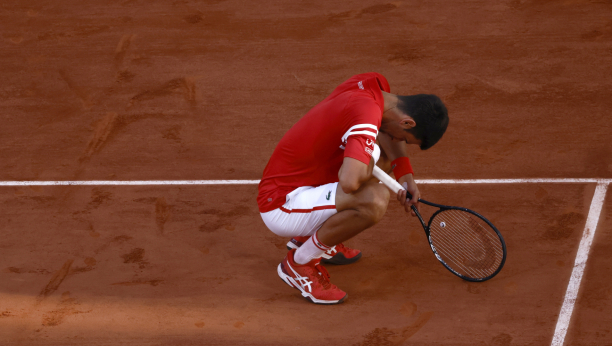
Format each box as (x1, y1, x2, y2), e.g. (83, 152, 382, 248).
(262, 184, 349, 304)
(317, 179, 390, 246)
(293, 151, 392, 261)
(264, 180, 390, 304)
(293, 179, 389, 265)
(291, 156, 393, 264)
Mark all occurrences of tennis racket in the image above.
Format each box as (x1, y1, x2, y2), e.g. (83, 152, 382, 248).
(373, 166, 507, 282)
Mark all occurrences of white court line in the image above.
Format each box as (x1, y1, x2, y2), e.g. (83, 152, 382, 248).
(0, 178, 610, 186)
(551, 182, 609, 346)
(416, 178, 612, 184)
(0, 180, 261, 186)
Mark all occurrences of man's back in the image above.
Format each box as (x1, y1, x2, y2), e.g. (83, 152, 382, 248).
(257, 72, 390, 212)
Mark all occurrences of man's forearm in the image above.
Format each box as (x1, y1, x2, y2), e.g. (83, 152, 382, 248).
(338, 157, 374, 194)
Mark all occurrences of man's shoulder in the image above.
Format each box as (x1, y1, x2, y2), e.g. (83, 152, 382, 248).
(345, 101, 382, 130)
(345, 72, 387, 82)
(330, 72, 388, 96)
(320, 90, 381, 126)
(346, 72, 390, 92)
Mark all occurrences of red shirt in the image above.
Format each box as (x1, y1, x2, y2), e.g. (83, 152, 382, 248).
(257, 72, 390, 212)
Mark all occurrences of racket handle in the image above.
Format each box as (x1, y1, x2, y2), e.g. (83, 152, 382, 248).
(373, 166, 418, 216)
(372, 166, 413, 199)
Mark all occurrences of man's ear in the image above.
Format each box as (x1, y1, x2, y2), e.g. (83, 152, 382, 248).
(400, 116, 416, 129)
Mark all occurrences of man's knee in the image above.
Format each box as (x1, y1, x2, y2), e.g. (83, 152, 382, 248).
(358, 182, 390, 223)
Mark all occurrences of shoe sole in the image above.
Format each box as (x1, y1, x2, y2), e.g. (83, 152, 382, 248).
(321, 251, 362, 265)
(286, 243, 362, 265)
(277, 263, 347, 305)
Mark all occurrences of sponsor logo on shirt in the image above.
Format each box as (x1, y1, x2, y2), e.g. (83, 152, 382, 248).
(365, 147, 373, 155)
(325, 191, 331, 200)
(339, 124, 379, 150)
(358, 81, 364, 90)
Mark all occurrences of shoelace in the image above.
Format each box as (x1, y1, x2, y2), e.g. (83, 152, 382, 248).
(313, 262, 331, 289)
(334, 243, 346, 252)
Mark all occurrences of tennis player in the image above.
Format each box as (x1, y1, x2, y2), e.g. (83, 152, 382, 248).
(258, 72, 448, 304)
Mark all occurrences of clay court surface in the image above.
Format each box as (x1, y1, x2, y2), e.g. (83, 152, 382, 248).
(1, 0, 611, 345)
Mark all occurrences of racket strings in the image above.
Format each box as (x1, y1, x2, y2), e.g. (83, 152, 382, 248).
(429, 209, 504, 279)
(436, 219, 502, 271)
(432, 233, 494, 277)
(431, 237, 491, 277)
(432, 232, 499, 277)
(434, 232, 493, 268)
(438, 211, 501, 257)
(446, 214, 500, 260)
(440, 217, 502, 273)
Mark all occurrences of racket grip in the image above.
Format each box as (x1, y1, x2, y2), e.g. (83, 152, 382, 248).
(373, 166, 419, 214)
(372, 166, 413, 199)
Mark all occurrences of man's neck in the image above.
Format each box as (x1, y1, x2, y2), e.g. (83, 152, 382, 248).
(381, 91, 399, 122)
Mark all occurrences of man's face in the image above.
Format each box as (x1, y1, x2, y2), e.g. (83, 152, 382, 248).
(380, 111, 422, 147)
(381, 123, 422, 147)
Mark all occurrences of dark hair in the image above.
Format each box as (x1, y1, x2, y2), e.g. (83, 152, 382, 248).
(396, 94, 448, 150)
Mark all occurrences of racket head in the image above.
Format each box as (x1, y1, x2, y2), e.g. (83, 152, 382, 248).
(425, 207, 507, 282)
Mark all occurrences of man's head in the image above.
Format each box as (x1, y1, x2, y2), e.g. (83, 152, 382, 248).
(396, 94, 448, 150)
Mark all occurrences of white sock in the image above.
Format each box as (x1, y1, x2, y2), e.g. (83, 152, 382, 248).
(294, 231, 331, 265)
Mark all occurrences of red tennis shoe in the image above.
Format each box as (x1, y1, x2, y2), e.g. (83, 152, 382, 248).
(287, 236, 362, 265)
(277, 249, 347, 305)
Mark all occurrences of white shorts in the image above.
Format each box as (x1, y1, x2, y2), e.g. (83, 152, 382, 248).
(260, 182, 338, 238)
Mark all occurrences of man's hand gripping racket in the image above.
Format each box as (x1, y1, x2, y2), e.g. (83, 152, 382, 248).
(373, 166, 507, 282)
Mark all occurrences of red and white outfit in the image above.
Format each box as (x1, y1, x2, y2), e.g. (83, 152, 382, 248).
(258, 72, 390, 236)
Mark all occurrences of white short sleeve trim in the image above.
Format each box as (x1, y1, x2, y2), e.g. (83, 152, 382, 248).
(341, 124, 378, 143)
